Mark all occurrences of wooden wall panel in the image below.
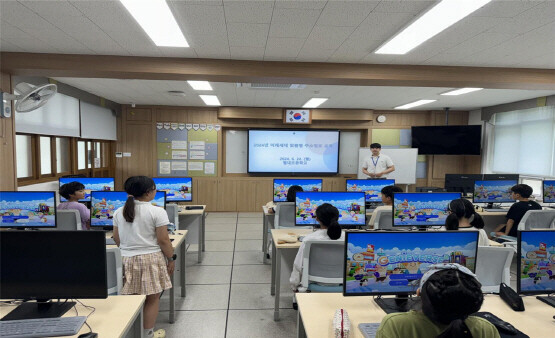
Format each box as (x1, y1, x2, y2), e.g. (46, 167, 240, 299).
(124, 123, 154, 177)
(196, 178, 218, 211)
(236, 180, 257, 211)
(0, 72, 16, 190)
(255, 179, 273, 208)
(156, 108, 188, 122)
(218, 179, 237, 211)
(126, 108, 152, 122)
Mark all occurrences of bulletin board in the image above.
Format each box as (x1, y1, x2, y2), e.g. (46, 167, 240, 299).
(156, 122, 220, 177)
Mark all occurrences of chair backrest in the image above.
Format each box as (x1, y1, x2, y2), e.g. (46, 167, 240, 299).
(56, 209, 82, 230)
(275, 202, 296, 228)
(165, 204, 179, 230)
(475, 246, 514, 293)
(106, 247, 123, 295)
(517, 210, 555, 231)
(300, 240, 345, 288)
(373, 210, 393, 230)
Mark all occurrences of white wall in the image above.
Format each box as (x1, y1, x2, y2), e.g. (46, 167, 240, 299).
(18, 180, 60, 204)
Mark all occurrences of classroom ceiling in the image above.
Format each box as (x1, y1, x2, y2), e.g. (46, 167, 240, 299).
(51, 77, 555, 110)
(1, 0, 554, 69)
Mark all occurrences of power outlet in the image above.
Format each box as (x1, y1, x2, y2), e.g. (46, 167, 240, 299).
(1, 92, 12, 118)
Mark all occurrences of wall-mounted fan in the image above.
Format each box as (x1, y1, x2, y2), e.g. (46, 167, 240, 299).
(1, 82, 57, 117)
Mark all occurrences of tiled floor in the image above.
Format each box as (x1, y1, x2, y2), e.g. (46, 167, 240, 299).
(156, 212, 296, 338)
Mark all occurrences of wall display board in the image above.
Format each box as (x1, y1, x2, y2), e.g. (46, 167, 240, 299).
(156, 122, 219, 177)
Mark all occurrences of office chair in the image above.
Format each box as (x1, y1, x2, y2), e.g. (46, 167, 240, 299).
(300, 240, 345, 292)
(373, 210, 393, 230)
(517, 210, 555, 231)
(475, 246, 514, 293)
(106, 247, 123, 295)
(165, 204, 179, 230)
(56, 210, 82, 230)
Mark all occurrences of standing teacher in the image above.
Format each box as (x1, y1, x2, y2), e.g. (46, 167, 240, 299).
(362, 143, 395, 178)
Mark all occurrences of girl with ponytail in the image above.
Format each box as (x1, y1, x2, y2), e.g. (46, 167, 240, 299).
(290, 203, 344, 292)
(446, 198, 489, 246)
(376, 264, 500, 338)
(113, 176, 174, 338)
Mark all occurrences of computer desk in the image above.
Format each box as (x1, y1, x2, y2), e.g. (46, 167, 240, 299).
(296, 293, 554, 338)
(0, 295, 146, 338)
(178, 205, 206, 263)
(107, 231, 187, 324)
(270, 228, 313, 321)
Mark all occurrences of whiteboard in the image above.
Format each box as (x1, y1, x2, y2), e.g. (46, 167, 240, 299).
(357, 148, 418, 184)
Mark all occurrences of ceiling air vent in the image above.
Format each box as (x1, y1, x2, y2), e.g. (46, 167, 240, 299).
(236, 83, 306, 90)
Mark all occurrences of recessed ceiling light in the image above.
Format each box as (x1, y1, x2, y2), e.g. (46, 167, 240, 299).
(120, 0, 189, 47)
(375, 0, 492, 54)
(199, 95, 221, 106)
(303, 98, 328, 108)
(394, 100, 436, 110)
(441, 88, 483, 96)
(187, 81, 213, 91)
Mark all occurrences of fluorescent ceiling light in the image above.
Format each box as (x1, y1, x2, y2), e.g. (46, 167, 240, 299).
(441, 88, 483, 96)
(120, 0, 189, 47)
(303, 98, 328, 108)
(199, 95, 221, 106)
(188, 81, 213, 91)
(375, 0, 491, 54)
(394, 100, 436, 110)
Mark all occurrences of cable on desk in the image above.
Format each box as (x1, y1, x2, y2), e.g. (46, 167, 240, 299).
(73, 299, 96, 333)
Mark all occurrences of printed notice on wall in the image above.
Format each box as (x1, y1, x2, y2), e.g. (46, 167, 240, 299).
(172, 140, 187, 149)
(172, 150, 188, 160)
(204, 162, 215, 175)
(189, 141, 205, 150)
(188, 161, 203, 171)
(190, 150, 205, 160)
(159, 161, 171, 174)
(171, 161, 187, 171)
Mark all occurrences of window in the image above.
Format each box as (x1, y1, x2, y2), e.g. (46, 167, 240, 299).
(16, 134, 33, 179)
(39, 136, 52, 175)
(77, 141, 86, 170)
(490, 106, 555, 177)
(56, 137, 70, 173)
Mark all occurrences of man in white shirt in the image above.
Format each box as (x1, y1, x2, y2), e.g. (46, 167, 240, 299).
(362, 143, 395, 178)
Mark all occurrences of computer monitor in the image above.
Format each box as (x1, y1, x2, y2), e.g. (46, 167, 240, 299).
(543, 180, 555, 203)
(346, 179, 395, 203)
(483, 174, 519, 181)
(444, 174, 483, 196)
(473, 180, 517, 204)
(59, 177, 115, 202)
(0, 231, 107, 320)
(153, 177, 192, 202)
(344, 230, 479, 313)
(393, 192, 462, 228)
(90, 191, 166, 227)
(273, 178, 323, 202)
(0, 191, 56, 229)
(295, 191, 366, 227)
(517, 230, 555, 308)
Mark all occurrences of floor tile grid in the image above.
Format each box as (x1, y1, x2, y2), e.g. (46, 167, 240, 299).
(223, 213, 239, 338)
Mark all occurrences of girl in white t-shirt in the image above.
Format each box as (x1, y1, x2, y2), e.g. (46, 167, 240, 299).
(445, 198, 489, 246)
(113, 176, 174, 338)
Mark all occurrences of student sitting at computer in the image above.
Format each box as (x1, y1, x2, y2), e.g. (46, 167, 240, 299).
(113, 176, 174, 338)
(491, 184, 542, 240)
(58, 181, 90, 230)
(376, 263, 499, 338)
(367, 185, 403, 226)
(446, 198, 489, 246)
(290, 203, 344, 292)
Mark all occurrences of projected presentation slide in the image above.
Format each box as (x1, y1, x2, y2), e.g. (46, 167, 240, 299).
(273, 179, 322, 202)
(296, 191, 365, 226)
(248, 130, 339, 174)
(518, 231, 555, 294)
(59, 177, 115, 202)
(544, 180, 555, 203)
(473, 180, 516, 203)
(346, 179, 395, 202)
(153, 177, 192, 202)
(393, 193, 461, 227)
(0, 192, 56, 228)
(345, 231, 478, 295)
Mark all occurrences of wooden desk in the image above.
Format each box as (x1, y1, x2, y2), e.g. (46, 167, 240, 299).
(262, 205, 275, 264)
(270, 228, 313, 321)
(489, 239, 504, 247)
(0, 295, 146, 338)
(178, 205, 206, 263)
(107, 231, 188, 324)
(296, 293, 555, 338)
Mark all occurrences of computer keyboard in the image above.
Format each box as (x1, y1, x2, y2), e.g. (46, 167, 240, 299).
(359, 323, 381, 338)
(105, 238, 116, 245)
(0, 316, 86, 338)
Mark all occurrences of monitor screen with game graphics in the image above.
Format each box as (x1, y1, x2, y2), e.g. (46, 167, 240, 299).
(473, 180, 517, 203)
(295, 191, 366, 226)
(346, 179, 395, 202)
(273, 178, 322, 202)
(91, 191, 166, 227)
(393, 192, 461, 227)
(344, 231, 479, 296)
(0, 191, 57, 228)
(517, 230, 555, 295)
(543, 180, 555, 203)
(153, 177, 192, 202)
(59, 177, 115, 202)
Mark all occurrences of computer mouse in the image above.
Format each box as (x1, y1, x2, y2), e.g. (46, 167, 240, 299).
(78, 333, 98, 338)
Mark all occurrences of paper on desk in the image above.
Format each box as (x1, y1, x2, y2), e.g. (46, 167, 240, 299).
(188, 161, 203, 171)
(204, 161, 215, 174)
(159, 161, 171, 174)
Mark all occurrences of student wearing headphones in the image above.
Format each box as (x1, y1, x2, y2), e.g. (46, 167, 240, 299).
(446, 198, 489, 246)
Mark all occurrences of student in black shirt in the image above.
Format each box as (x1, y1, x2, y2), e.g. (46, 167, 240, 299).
(491, 184, 542, 239)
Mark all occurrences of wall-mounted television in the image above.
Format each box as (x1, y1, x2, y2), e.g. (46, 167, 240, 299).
(248, 129, 340, 175)
(411, 125, 481, 155)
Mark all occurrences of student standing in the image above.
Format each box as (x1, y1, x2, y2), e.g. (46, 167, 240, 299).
(58, 181, 90, 230)
(491, 184, 542, 240)
(367, 185, 403, 226)
(113, 176, 174, 338)
(362, 143, 395, 179)
(445, 198, 489, 246)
